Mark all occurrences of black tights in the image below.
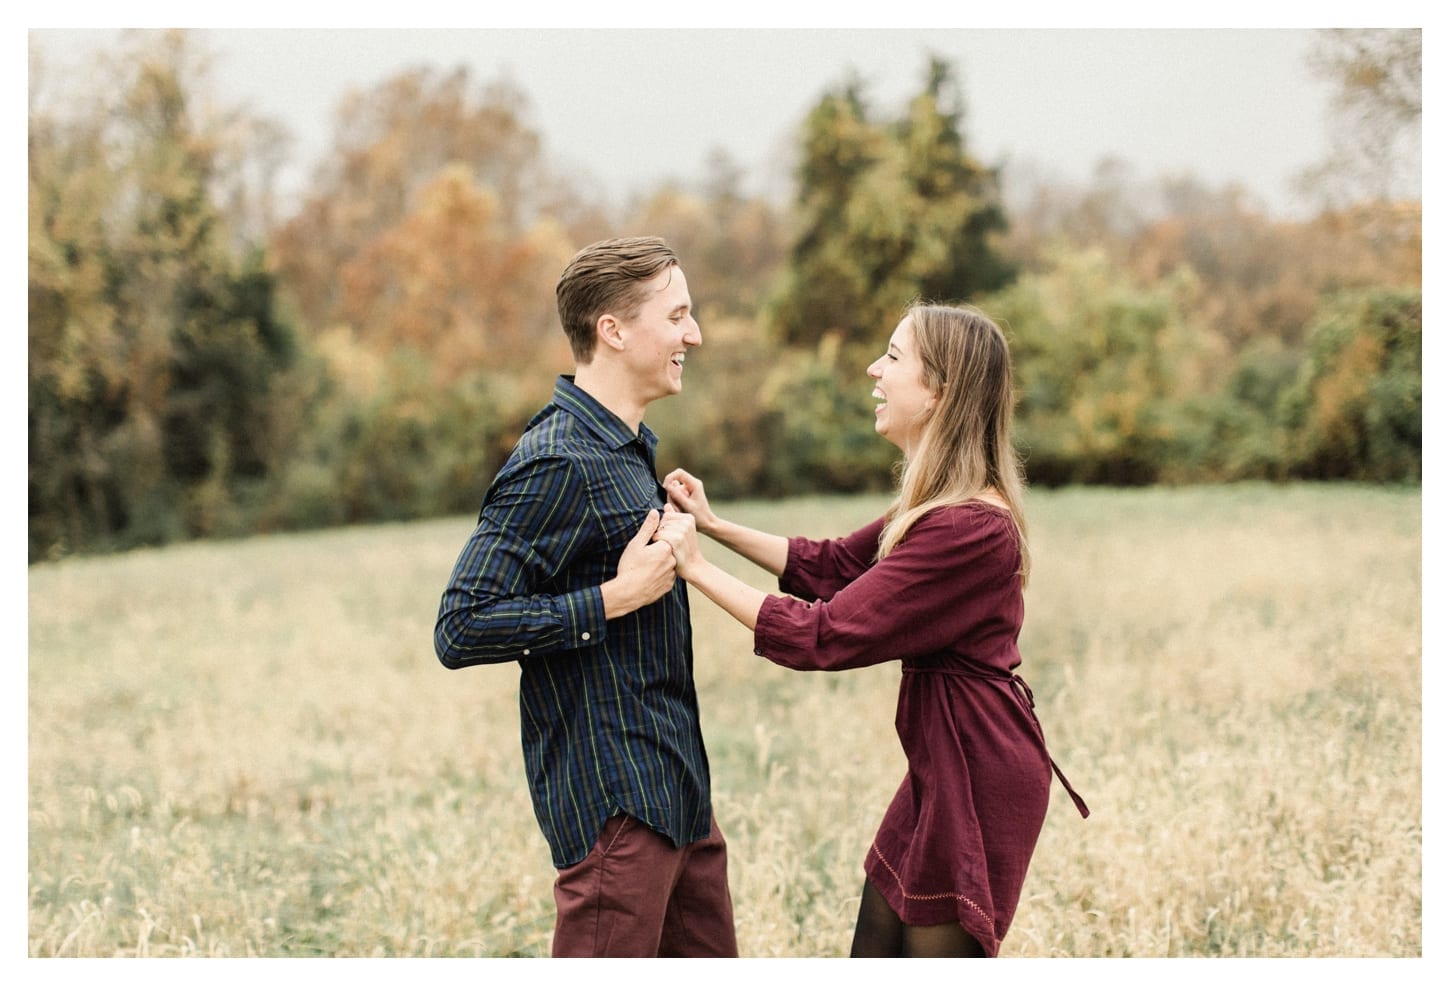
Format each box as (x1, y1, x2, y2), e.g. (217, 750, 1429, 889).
(849, 879, 986, 958)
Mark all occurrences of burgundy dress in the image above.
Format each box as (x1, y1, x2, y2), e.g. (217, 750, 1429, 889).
(752, 503, 1088, 955)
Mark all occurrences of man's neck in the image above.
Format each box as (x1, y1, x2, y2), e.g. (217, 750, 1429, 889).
(571, 364, 644, 434)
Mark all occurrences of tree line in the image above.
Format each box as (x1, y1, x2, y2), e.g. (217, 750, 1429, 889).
(28, 29, 1422, 561)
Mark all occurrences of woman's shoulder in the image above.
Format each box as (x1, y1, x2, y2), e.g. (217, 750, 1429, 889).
(926, 498, 1015, 527)
(896, 501, 1018, 553)
(890, 504, 1020, 578)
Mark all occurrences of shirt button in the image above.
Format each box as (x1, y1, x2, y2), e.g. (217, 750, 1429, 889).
(522, 649, 531, 656)
(581, 632, 591, 641)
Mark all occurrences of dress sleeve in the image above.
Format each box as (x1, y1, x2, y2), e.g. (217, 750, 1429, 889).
(754, 508, 1020, 672)
(777, 518, 886, 602)
(434, 455, 606, 668)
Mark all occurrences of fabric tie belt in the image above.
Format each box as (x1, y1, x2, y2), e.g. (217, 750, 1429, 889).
(903, 663, 1090, 819)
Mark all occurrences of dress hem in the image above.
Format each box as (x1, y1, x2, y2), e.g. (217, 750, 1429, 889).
(865, 842, 1002, 957)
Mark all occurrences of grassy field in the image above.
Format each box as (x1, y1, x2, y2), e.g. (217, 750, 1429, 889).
(27, 484, 1422, 958)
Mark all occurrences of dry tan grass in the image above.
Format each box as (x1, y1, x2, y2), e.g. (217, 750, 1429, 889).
(27, 484, 1421, 957)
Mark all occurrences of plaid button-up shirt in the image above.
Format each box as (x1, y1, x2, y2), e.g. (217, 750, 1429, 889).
(435, 376, 713, 867)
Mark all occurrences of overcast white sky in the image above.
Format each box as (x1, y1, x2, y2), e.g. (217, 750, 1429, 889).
(29, 22, 1370, 217)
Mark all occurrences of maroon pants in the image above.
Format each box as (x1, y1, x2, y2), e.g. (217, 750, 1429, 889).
(551, 813, 738, 957)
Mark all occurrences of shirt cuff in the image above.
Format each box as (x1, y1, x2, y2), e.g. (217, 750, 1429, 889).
(559, 586, 606, 649)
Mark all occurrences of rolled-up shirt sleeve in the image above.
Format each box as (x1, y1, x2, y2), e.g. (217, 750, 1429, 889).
(776, 519, 884, 602)
(435, 455, 607, 667)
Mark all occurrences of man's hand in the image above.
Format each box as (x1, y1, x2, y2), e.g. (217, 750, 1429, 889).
(600, 510, 677, 619)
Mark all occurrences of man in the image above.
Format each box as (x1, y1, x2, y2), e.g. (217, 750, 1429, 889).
(434, 236, 737, 957)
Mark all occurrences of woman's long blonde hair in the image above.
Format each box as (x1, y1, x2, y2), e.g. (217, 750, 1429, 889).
(876, 302, 1031, 584)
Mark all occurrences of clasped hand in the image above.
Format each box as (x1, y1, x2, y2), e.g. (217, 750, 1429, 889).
(614, 471, 707, 603)
(652, 504, 702, 579)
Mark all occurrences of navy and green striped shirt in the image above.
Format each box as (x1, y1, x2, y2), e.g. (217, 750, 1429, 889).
(434, 376, 713, 867)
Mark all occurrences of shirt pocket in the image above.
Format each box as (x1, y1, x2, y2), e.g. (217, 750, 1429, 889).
(597, 468, 668, 555)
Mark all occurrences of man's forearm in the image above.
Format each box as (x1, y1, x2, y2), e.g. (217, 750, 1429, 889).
(434, 586, 605, 668)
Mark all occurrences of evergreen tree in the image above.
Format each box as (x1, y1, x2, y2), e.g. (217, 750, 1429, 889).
(768, 57, 1016, 360)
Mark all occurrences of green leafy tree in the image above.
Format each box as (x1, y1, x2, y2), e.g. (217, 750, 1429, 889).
(987, 246, 1208, 486)
(768, 57, 1016, 362)
(29, 31, 300, 559)
(1277, 289, 1421, 481)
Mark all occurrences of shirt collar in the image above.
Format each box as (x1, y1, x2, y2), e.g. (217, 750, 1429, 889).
(552, 375, 658, 452)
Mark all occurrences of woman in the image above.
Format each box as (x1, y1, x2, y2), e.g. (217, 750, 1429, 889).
(654, 302, 1088, 958)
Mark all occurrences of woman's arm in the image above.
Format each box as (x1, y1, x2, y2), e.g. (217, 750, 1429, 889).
(663, 468, 788, 577)
(654, 508, 768, 630)
(677, 557, 769, 631)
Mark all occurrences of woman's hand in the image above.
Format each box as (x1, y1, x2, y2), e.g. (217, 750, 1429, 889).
(662, 468, 717, 536)
(654, 503, 768, 631)
(653, 505, 705, 581)
(663, 466, 789, 578)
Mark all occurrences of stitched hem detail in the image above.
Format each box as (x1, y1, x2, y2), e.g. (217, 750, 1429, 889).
(870, 842, 999, 949)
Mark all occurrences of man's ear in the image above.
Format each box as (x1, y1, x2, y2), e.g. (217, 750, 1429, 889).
(596, 314, 627, 353)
